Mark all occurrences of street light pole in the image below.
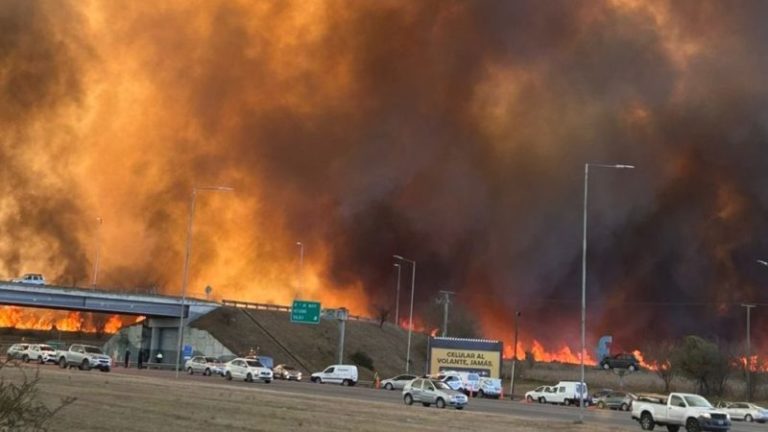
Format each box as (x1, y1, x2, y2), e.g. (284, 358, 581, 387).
(296, 242, 304, 294)
(510, 311, 521, 400)
(393, 263, 402, 325)
(742, 304, 756, 401)
(579, 163, 634, 423)
(92, 217, 103, 287)
(394, 255, 416, 374)
(175, 186, 233, 378)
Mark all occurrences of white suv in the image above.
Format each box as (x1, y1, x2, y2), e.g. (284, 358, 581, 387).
(27, 344, 57, 364)
(223, 358, 273, 383)
(12, 274, 45, 285)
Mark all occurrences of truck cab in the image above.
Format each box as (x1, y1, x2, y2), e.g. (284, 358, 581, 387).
(632, 392, 731, 431)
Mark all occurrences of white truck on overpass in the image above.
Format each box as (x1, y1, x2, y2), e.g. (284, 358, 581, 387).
(631, 392, 730, 432)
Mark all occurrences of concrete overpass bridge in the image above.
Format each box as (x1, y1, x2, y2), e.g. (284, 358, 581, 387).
(0, 282, 221, 363)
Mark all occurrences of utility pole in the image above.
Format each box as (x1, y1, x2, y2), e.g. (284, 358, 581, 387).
(337, 308, 348, 364)
(393, 263, 402, 325)
(437, 291, 454, 337)
(510, 311, 521, 400)
(742, 304, 756, 401)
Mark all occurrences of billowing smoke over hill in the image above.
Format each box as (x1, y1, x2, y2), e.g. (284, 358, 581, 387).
(2, 0, 768, 352)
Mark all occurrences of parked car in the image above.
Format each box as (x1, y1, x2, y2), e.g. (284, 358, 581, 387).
(380, 374, 417, 390)
(11, 274, 45, 285)
(436, 372, 467, 392)
(26, 344, 58, 364)
(477, 377, 502, 399)
(184, 356, 223, 376)
(6, 343, 29, 360)
(595, 391, 637, 411)
(600, 353, 640, 371)
(525, 386, 553, 403)
(545, 381, 590, 406)
(632, 392, 731, 431)
(403, 378, 468, 410)
(58, 344, 112, 372)
(245, 355, 274, 370)
(310, 364, 358, 386)
(223, 358, 273, 383)
(273, 364, 303, 381)
(716, 402, 768, 423)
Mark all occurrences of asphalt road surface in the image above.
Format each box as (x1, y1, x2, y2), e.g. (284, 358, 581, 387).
(104, 366, 764, 432)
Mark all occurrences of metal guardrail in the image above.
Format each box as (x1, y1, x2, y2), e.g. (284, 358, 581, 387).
(221, 300, 380, 324)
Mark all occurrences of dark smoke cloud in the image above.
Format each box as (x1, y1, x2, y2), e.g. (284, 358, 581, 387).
(3, 0, 768, 352)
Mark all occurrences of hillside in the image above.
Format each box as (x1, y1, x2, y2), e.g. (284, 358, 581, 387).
(192, 307, 429, 380)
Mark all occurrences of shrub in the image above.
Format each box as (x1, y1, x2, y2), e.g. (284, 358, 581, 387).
(349, 350, 374, 371)
(0, 361, 75, 430)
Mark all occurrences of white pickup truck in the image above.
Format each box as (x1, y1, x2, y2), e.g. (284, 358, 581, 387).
(57, 344, 112, 372)
(632, 392, 731, 432)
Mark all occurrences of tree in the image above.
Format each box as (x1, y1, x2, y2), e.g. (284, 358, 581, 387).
(673, 336, 732, 396)
(375, 307, 390, 329)
(643, 340, 677, 393)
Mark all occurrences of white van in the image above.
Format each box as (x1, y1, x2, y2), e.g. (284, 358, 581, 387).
(310, 364, 358, 386)
(439, 371, 481, 395)
(548, 381, 589, 406)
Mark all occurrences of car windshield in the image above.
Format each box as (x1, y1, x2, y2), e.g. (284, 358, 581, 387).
(84, 347, 103, 354)
(246, 360, 264, 367)
(434, 381, 451, 390)
(40, 346, 54, 351)
(204, 357, 218, 363)
(684, 395, 712, 408)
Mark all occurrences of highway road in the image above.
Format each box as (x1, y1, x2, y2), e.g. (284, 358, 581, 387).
(101, 367, 764, 432)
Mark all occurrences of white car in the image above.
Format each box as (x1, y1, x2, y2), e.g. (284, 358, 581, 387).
(403, 378, 468, 410)
(525, 386, 554, 403)
(381, 374, 418, 390)
(310, 364, 358, 386)
(11, 274, 45, 285)
(26, 344, 57, 364)
(184, 356, 223, 376)
(223, 358, 272, 383)
(717, 402, 768, 423)
(6, 343, 29, 360)
(477, 377, 502, 399)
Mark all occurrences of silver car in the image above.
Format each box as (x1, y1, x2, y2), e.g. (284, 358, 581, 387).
(717, 402, 768, 423)
(403, 378, 468, 410)
(273, 364, 302, 381)
(184, 356, 223, 376)
(6, 343, 29, 360)
(381, 374, 417, 390)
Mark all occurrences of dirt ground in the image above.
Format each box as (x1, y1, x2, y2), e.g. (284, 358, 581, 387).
(3, 366, 638, 432)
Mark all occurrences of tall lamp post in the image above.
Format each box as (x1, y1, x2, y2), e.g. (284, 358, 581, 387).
(510, 311, 521, 400)
(175, 186, 234, 378)
(394, 255, 416, 374)
(579, 163, 634, 422)
(92, 217, 103, 287)
(393, 263, 402, 325)
(297, 242, 304, 294)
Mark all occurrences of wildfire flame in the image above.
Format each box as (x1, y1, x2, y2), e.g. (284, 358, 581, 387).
(0, 306, 135, 334)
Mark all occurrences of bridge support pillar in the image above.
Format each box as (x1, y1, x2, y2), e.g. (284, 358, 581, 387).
(150, 325, 160, 361)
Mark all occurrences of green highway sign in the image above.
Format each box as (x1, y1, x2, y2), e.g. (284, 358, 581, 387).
(291, 300, 321, 324)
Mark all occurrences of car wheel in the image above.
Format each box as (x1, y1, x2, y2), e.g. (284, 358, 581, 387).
(81, 359, 90, 371)
(187, 367, 194, 375)
(385, 383, 394, 391)
(341, 379, 350, 386)
(598, 401, 605, 409)
(226, 371, 232, 381)
(318, 377, 324, 384)
(564, 399, 572, 407)
(404, 394, 414, 406)
(603, 363, 610, 370)
(58, 358, 67, 368)
(620, 403, 629, 411)
(22, 355, 29, 363)
(436, 398, 446, 409)
(640, 412, 655, 430)
(526, 395, 533, 402)
(246, 373, 253, 383)
(479, 390, 485, 398)
(685, 418, 700, 432)
(745, 414, 754, 422)
(204, 368, 211, 376)
(628, 365, 637, 372)
(38, 357, 45, 365)
(539, 397, 546, 404)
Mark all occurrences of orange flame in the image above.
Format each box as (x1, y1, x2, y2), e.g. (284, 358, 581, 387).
(0, 306, 134, 334)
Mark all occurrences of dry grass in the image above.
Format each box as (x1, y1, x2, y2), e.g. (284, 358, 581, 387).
(2, 365, 637, 432)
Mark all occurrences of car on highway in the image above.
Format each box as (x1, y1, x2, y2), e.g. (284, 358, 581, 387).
(632, 392, 730, 431)
(223, 358, 273, 383)
(380, 374, 417, 390)
(273, 364, 303, 381)
(544, 381, 590, 406)
(6, 343, 29, 360)
(26, 344, 58, 364)
(403, 378, 468, 410)
(58, 344, 112, 372)
(185, 356, 223, 376)
(595, 391, 636, 411)
(600, 353, 640, 371)
(525, 386, 554, 403)
(715, 402, 768, 423)
(11, 273, 45, 285)
(311, 364, 358, 386)
(477, 377, 502, 399)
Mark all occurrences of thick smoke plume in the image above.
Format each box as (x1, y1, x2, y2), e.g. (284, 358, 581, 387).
(2, 0, 768, 352)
